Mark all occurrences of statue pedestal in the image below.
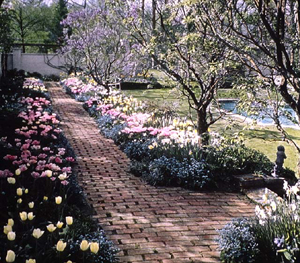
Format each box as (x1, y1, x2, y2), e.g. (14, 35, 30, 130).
(233, 173, 284, 196)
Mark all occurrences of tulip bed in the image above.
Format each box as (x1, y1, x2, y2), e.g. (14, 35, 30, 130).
(61, 76, 296, 191)
(0, 77, 118, 263)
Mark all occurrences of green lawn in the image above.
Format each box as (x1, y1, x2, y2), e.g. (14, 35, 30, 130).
(123, 87, 300, 172)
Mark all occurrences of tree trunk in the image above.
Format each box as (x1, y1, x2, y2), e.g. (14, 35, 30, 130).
(141, 0, 145, 20)
(196, 108, 209, 145)
(152, 0, 156, 31)
(1, 53, 8, 79)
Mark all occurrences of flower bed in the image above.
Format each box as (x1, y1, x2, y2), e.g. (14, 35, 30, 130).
(218, 182, 300, 263)
(61, 76, 295, 191)
(0, 77, 117, 263)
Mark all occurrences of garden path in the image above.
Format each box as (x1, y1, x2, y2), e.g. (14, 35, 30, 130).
(47, 83, 255, 263)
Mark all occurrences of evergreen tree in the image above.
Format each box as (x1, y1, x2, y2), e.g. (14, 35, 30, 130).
(52, 0, 68, 45)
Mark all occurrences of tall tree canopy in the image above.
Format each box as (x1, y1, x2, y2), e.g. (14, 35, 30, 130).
(61, 6, 135, 89)
(118, 0, 233, 143)
(197, 0, 300, 167)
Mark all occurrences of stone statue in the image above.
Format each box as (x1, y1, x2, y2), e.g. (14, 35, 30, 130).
(273, 145, 286, 178)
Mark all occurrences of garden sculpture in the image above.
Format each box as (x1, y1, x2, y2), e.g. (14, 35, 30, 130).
(273, 145, 286, 178)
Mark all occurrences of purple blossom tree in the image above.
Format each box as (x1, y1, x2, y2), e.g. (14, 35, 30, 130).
(117, 0, 232, 144)
(61, 7, 136, 91)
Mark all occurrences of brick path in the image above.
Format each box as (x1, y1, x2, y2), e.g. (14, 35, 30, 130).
(47, 83, 255, 263)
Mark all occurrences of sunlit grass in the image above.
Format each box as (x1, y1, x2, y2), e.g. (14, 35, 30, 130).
(123, 87, 300, 172)
(211, 120, 300, 171)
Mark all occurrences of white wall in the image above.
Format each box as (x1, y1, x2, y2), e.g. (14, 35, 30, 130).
(6, 48, 66, 76)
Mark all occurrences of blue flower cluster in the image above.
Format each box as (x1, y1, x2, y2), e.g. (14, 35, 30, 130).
(146, 156, 211, 189)
(218, 218, 259, 263)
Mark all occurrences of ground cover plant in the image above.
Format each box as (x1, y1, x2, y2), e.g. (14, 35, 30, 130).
(0, 77, 118, 263)
(218, 182, 300, 263)
(62, 76, 296, 191)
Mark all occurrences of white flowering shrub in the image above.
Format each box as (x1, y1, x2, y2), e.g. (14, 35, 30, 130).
(219, 182, 300, 263)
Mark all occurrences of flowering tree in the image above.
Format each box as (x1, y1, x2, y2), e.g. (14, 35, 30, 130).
(201, 0, 300, 169)
(61, 7, 135, 91)
(118, 0, 233, 144)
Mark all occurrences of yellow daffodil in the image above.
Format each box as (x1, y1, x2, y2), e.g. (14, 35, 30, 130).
(80, 240, 90, 251)
(6, 250, 15, 262)
(90, 242, 99, 254)
(56, 240, 67, 252)
(32, 228, 44, 239)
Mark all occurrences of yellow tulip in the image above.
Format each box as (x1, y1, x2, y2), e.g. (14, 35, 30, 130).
(15, 169, 21, 176)
(19, 211, 27, 221)
(24, 189, 28, 194)
(3, 225, 12, 235)
(65, 216, 73, 225)
(45, 170, 52, 177)
(7, 231, 16, 241)
(58, 173, 68, 180)
(7, 219, 14, 227)
(55, 196, 62, 205)
(16, 188, 23, 196)
(43, 196, 48, 201)
(56, 240, 67, 252)
(90, 242, 99, 254)
(6, 250, 15, 262)
(26, 259, 36, 263)
(32, 228, 44, 239)
(80, 240, 90, 251)
(56, 221, 64, 228)
(7, 177, 16, 184)
(17, 198, 22, 204)
(46, 223, 56, 232)
(28, 212, 35, 221)
(28, 202, 34, 209)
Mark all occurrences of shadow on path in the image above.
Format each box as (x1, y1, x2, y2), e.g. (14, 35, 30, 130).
(47, 83, 255, 263)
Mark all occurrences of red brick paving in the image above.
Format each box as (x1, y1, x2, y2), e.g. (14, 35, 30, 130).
(47, 83, 255, 263)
